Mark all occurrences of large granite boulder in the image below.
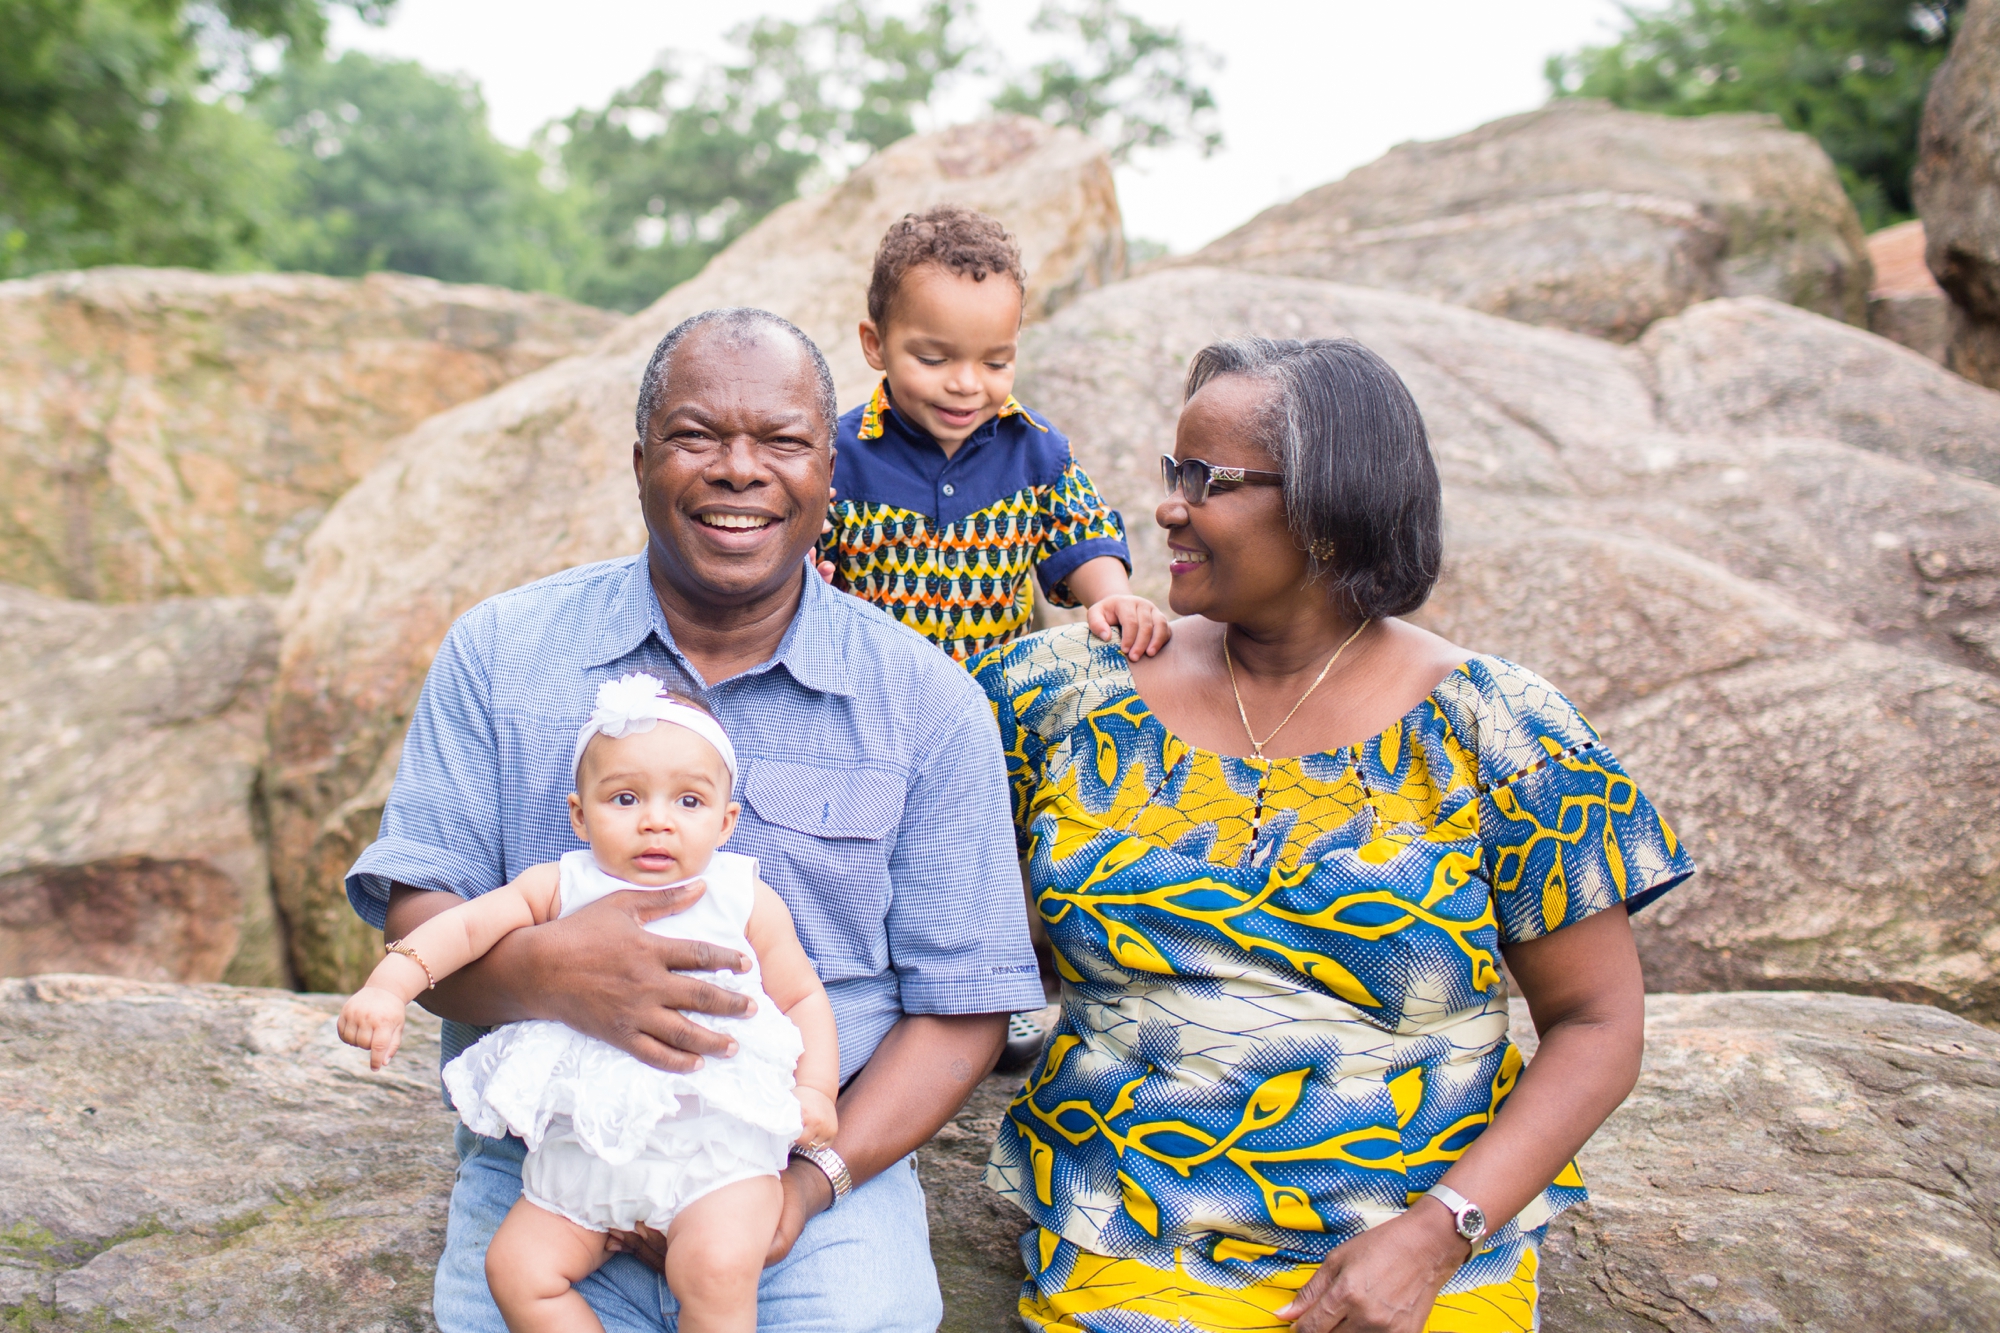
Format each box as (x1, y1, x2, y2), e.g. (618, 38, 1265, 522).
(1017, 267, 2000, 1017)
(926, 993, 2000, 1332)
(0, 974, 455, 1332)
(264, 117, 1127, 992)
(1866, 220, 1952, 363)
(0, 586, 286, 989)
(1181, 100, 1870, 343)
(10, 981, 1991, 1331)
(0, 269, 616, 602)
(1915, 0, 2000, 389)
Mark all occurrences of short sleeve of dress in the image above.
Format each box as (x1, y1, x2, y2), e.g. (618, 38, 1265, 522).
(1460, 658, 1696, 945)
(971, 637, 1055, 855)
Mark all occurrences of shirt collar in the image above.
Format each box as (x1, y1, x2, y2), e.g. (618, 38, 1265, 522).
(590, 553, 853, 698)
(856, 376, 1048, 444)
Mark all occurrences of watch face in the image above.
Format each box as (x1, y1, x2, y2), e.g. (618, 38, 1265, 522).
(1457, 1206, 1486, 1240)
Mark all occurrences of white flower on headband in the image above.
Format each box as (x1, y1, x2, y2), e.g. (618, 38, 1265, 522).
(572, 672, 739, 785)
(591, 672, 674, 742)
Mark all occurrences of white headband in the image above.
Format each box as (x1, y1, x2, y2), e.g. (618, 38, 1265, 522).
(573, 672, 737, 786)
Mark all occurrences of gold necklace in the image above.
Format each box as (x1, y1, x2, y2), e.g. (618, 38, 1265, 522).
(1223, 620, 1371, 759)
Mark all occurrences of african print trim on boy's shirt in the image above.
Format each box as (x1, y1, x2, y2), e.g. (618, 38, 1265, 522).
(820, 379, 1130, 663)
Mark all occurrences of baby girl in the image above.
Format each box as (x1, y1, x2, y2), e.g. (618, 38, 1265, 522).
(338, 673, 839, 1333)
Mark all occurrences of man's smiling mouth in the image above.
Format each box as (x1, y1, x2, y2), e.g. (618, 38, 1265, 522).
(698, 513, 777, 531)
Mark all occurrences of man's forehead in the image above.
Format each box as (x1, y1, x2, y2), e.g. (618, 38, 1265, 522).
(649, 326, 822, 428)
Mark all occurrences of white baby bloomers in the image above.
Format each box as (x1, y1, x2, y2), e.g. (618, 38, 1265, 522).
(442, 849, 804, 1232)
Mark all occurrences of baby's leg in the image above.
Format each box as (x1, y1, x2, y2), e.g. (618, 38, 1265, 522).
(485, 1197, 614, 1333)
(663, 1174, 784, 1333)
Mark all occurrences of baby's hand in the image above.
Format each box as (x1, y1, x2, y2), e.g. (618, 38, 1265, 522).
(337, 986, 408, 1070)
(1087, 594, 1173, 658)
(794, 1088, 838, 1148)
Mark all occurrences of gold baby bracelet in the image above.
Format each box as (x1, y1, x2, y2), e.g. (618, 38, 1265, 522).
(385, 940, 437, 989)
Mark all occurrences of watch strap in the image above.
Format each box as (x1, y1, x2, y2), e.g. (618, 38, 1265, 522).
(1423, 1182, 1487, 1244)
(789, 1143, 854, 1206)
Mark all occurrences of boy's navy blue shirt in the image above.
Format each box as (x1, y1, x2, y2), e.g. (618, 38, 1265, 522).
(819, 379, 1129, 662)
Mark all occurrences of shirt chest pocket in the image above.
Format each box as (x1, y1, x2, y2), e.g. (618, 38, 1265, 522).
(741, 760, 907, 977)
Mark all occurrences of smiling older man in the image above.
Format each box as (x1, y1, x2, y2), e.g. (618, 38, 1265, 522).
(345, 308, 1042, 1332)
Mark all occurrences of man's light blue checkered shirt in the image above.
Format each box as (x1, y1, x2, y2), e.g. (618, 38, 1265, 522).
(346, 554, 1043, 1081)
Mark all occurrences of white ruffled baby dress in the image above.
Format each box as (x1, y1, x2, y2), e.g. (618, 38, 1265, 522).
(442, 849, 804, 1232)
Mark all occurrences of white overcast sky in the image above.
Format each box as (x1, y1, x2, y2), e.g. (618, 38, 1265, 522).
(329, 0, 1631, 255)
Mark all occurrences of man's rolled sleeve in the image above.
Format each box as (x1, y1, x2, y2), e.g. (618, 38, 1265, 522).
(345, 606, 507, 929)
(883, 688, 1044, 1016)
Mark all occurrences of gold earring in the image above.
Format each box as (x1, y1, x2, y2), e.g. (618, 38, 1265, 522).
(1309, 539, 1337, 562)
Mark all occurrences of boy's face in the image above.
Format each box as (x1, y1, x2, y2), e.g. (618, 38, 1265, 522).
(859, 264, 1022, 453)
(568, 723, 738, 886)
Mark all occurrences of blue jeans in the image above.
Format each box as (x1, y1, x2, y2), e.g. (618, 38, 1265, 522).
(433, 1127, 944, 1333)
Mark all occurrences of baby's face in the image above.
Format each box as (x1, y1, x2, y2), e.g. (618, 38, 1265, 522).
(567, 722, 738, 885)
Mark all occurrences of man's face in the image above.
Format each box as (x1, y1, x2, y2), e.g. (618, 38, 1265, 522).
(634, 324, 834, 608)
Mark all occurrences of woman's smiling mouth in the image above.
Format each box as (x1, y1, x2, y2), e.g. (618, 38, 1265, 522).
(1168, 546, 1210, 574)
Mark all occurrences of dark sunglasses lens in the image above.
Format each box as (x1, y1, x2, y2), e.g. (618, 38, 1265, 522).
(1162, 457, 1208, 503)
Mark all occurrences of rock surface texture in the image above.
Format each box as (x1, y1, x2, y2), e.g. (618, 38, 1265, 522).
(925, 993, 2000, 1332)
(1916, 0, 2000, 389)
(0, 586, 286, 988)
(0, 975, 455, 1332)
(1182, 101, 1870, 343)
(1865, 220, 1951, 363)
(0, 268, 616, 602)
(264, 117, 1126, 992)
(2, 981, 1992, 1331)
(1018, 268, 2000, 1018)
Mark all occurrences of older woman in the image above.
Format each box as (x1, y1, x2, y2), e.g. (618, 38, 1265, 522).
(971, 338, 1694, 1333)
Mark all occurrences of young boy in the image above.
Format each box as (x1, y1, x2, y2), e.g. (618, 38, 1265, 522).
(819, 204, 1171, 664)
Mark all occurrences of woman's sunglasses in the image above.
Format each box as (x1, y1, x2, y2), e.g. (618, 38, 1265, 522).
(1160, 454, 1286, 505)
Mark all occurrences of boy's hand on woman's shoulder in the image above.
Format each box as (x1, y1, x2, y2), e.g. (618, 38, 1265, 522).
(1088, 595, 1173, 659)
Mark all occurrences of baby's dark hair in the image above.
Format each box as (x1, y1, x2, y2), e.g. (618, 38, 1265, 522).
(866, 204, 1027, 329)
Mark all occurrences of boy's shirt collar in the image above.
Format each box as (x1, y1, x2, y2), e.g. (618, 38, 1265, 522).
(856, 377, 1048, 445)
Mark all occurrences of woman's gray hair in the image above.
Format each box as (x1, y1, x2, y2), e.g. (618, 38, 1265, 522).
(1184, 337, 1442, 618)
(635, 308, 838, 441)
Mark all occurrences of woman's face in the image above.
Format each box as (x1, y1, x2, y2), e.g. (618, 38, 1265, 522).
(1158, 375, 1308, 621)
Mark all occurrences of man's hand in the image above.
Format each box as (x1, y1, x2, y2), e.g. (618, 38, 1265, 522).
(337, 986, 408, 1069)
(765, 1159, 834, 1266)
(384, 879, 754, 1072)
(1087, 594, 1173, 658)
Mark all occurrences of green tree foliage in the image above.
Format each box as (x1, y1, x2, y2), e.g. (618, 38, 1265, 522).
(255, 52, 579, 292)
(543, 1, 979, 312)
(0, 0, 385, 277)
(1546, 0, 1965, 229)
(993, 0, 1222, 164)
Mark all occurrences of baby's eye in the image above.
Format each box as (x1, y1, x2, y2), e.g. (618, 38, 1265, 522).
(985, 361, 1011, 371)
(612, 792, 638, 807)
(678, 794, 702, 810)
(916, 356, 945, 367)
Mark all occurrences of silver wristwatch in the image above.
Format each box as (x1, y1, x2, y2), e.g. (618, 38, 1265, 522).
(789, 1143, 854, 1206)
(1424, 1183, 1487, 1248)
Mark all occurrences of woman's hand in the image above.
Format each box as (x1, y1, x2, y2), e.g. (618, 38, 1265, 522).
(1274, 1205, 1467, 1333)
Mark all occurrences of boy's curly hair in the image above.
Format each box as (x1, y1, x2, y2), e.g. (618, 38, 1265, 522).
(866, 204, 1027, 328)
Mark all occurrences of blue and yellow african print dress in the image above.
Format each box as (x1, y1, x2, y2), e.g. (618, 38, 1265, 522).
(972, 626, 1695, 1333)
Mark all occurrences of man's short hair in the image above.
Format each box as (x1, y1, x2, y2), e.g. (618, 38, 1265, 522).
(866, 204, 1027, 329)
(635, 308, 838, 442)
(1183, 337, 1443, 619)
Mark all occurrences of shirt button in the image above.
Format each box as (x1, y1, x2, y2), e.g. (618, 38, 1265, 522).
(942, 483, 955, 496)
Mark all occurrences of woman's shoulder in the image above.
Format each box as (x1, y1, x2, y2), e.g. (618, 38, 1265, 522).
(970, 623, 1136, 736)
(1429, 655, 1603, 787)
